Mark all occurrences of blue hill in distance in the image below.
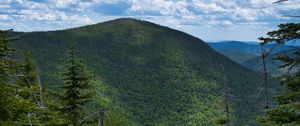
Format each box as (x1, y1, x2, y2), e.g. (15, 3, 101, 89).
(207, 40, 296, 74)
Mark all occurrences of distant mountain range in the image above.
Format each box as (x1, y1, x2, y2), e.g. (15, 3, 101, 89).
(208, 41, 295, 74)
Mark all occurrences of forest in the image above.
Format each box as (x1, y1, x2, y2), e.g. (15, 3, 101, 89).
(0, 18, 299, 126)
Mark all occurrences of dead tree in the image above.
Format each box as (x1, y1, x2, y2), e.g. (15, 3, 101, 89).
(259, 43, 278, 109)
(98, 109, 105, 126)
(37, 73, 44, 108)
(220, 64, 230, 126)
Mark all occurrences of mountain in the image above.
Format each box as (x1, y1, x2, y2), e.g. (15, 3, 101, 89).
(208, 41, 262, 56)
(208, 41, 293, 74)
(242, 55, 284, 75)
(10, 18, 266, 125)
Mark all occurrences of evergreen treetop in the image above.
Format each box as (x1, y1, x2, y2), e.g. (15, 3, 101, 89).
(59, 43, 93, 126)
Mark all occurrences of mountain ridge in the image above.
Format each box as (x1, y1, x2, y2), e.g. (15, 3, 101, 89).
(208, 41, 294, 74)
(11, 18, 265, 125)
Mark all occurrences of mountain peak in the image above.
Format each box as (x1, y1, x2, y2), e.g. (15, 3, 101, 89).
(13, 18, 264, 125)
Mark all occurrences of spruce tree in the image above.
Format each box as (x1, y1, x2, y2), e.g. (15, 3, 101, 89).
(17, 50, 40, 104)
(15, 50, 47, 125)
(258, 23, 300, 125)
(0, 30, 34, 125)
(0, 30, 16, 125)
(0, 30, 61, 125)
(59, 43, 92, 126)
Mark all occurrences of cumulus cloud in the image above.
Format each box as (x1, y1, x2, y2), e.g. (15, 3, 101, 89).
(0, 0, 299, 41)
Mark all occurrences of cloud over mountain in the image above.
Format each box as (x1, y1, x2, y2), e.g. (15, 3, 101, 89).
(0, 0, 299, 41)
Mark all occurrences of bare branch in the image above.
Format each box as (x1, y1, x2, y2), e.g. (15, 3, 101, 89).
(273, 0, 288, 4)
(283, 15, 300, 18)
(265, 44, 279, 57)
(6, 33, 28, 41)
(0, 12, 25, 15)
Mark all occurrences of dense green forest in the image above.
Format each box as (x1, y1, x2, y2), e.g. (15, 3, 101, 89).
(5, 18, 300, 126)
(4, 18, 272, 125)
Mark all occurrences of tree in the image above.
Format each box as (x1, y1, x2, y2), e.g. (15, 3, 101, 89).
(59, 43, 93, 126)
(216, 64, 233, 126)
(15, 50, 61, 125)
(258, 23, 300, 125)
(0, 30, 37, 125)
(0, 30, 16, 125)
(11, 50, 43, 125)
(259, 43, 278, 109)
(0, 30, 62, 125)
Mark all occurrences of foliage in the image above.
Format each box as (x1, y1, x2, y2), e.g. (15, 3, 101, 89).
(0, 30, 35, 125)
(11, 18, 265, 125)
(0, 33, 63, 125)
(88, 78, 138, 126)
(0, 30, 15, 124)
(258, 23, 300, 125)
(58, 43, 93, 126)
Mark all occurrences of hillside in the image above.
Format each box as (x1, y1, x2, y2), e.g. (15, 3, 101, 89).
(208, 41, 292, 74)
(11, 18, 265, 125)
(242, 55, 284, 75)
(208, 41, 261, 56)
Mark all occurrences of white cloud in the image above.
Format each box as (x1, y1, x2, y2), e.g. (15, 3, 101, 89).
(129, 0, 193, 18)
(0, 15, 9, 20)
(0, 0, 299, 41)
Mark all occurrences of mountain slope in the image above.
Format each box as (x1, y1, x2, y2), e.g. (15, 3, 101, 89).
(208, 41, 262, 56)
(208, 41, 292, 74)
(11, 18, 263, 125)
(242, 55, 283, 75)
(213, 50, 257, 63)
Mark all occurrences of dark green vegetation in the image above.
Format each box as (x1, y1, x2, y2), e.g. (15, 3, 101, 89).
(0, 30, 62, 125)
(208, 41, 294, 75)
(58, 43, 94, 125)
(257, 23, 300, 126)
(8, 18, 268, 125)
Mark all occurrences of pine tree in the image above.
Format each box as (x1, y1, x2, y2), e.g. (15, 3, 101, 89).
(0, 30, 34, 125)
(258, 23, 300, 125)
(59, 43, 93, 126)
(0, 30, 62, 125)
(0, 30, 16, 125)
(14, 50, 49, 125)
(17, 50, 40, 104)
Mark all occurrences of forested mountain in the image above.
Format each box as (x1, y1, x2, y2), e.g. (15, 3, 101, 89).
(242, 55, 284, 75)
(10, 18, 269, 125)
(208, 41, 262, 56)
(208, 41, 293, 74)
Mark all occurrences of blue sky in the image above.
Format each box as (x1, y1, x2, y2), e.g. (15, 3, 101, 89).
(0, 0, 299, 42)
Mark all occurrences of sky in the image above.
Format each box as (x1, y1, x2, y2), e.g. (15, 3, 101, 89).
(0, 0, 299, 42)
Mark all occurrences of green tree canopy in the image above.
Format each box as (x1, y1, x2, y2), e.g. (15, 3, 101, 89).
(59, 43, 93, 126)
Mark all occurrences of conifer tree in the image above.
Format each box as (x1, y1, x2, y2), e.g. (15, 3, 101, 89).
(59, 43, 93, 126)
(0, 30, 16, 125)
(258, 23, 300, 125)
(0, 30, 34, 125)
(15, 50, 48, 125)
(18, 50, 40, 104)
(0, 30, 62, 125)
